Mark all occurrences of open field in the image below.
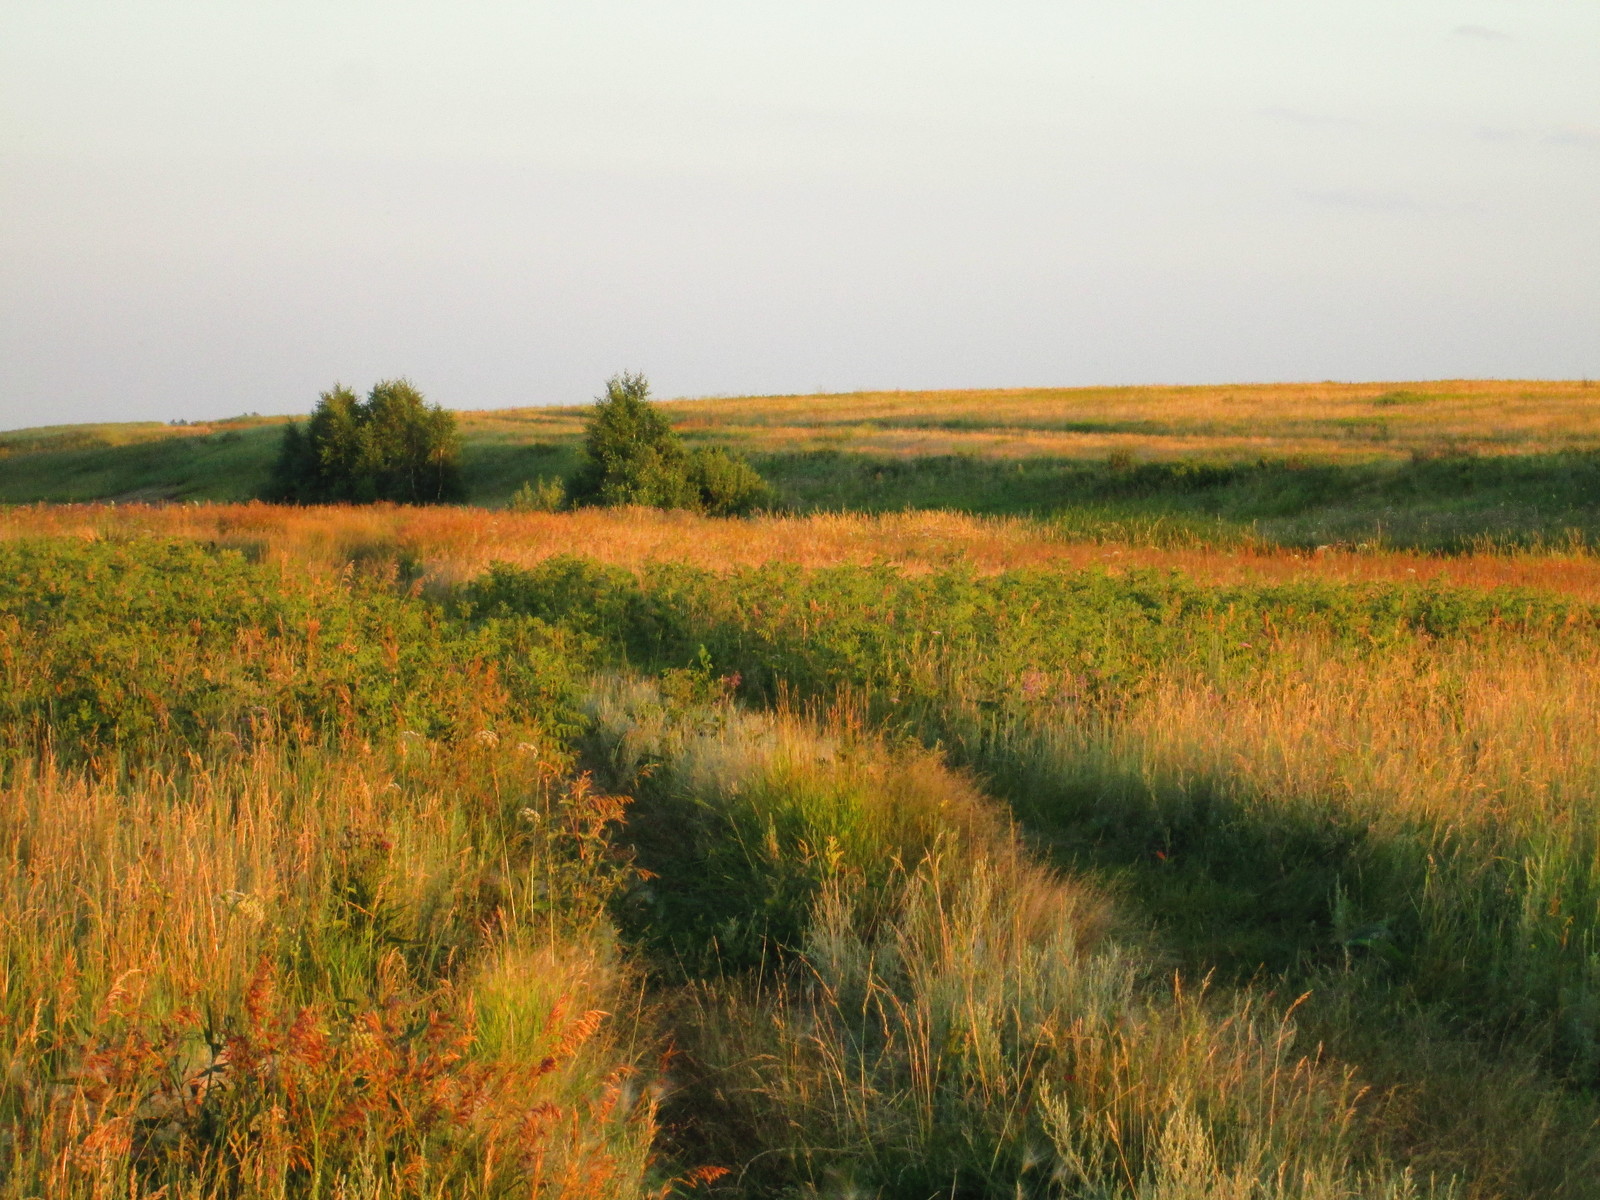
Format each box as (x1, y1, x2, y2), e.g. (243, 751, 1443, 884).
(12, 501, 1600, 601)
(4, 491, 1600, 1196)
(8, 381, 1600, 550)
(7, 384, 1600, 1196)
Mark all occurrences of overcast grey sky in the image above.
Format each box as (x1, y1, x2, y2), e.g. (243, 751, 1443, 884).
(2, 2, 1597, 428)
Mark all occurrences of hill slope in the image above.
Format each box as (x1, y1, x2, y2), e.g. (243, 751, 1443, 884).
(6, 380, 1600, 549)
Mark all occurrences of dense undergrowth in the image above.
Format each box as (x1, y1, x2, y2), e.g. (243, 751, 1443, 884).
(469, 556, 1600, 1193)
(0, 541, 659, 1198)
(6, 531, 1600, 1196)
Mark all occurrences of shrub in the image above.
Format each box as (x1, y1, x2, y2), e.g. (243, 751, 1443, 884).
(510, 476, 568, 512)
(0, 539, 589, 761)
(569, 373, 770, 516)
(686, 446, 774, 516)
(268, 380, 464, 504)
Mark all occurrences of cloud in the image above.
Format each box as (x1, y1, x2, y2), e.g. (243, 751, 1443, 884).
(1474, 125, 1600, 151)
(1453, 24, 1511, 41)
(1545, 127, 1600, 150)
(1259, 106, 1365, 130)
(1299, 188, 1423, 215)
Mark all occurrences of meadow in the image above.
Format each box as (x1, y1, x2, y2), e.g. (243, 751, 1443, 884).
(9, 380, 1600, 550)
(5, 383, 1600, 1197)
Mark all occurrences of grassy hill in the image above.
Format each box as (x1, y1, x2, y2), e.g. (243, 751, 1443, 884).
(7, 379, 1600, 549)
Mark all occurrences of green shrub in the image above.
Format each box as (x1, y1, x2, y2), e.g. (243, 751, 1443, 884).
(268, 379, 464, 504)
(686, 445, 774, 515)
(568, 373, 769, 516)
(509, 476, 567, 512)
(0, 539, 588, 762)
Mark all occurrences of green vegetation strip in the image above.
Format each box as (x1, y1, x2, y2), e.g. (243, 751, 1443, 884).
(468, 558, 1600, 1086)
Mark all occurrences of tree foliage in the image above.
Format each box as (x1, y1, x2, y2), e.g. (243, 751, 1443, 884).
(268, 380, 464, 504)
(568, 373, 772, 516)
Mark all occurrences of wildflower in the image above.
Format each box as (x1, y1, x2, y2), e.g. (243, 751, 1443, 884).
(221, 890, 268, 924)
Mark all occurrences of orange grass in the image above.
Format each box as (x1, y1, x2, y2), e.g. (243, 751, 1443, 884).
(0, 740, 659, 1197)
(466, 378, 1600, 463)
(8, 502, 1600, 602)
(12, 379, 1599, 470)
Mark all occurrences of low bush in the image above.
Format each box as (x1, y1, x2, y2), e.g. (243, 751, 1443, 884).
(0, 539, 588, 762)
(510, 475, 568, 512)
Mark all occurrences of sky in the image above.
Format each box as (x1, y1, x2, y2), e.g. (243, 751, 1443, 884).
(2, 2, 1597, 429)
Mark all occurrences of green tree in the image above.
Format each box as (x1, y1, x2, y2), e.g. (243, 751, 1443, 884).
(685, 445, 774, 516)
(268, 380, 464, 504)
(568, 373, 772, 515)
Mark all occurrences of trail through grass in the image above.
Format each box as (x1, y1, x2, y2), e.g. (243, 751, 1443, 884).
(7, 516, 1600, 1195)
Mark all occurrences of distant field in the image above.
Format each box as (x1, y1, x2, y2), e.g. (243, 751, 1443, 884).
(6, 381, 1600, 550)
(665, 378, 1600, 461)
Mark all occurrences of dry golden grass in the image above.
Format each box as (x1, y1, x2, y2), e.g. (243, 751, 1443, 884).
(9, 497, 1600, 1194)
(9, 502, 1600, 602)
(466, 378, 1600, 463)
(584, 678, 1600, 1197)
(0, 743, 658, 1198)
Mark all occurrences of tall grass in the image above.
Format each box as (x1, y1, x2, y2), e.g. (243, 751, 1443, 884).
(0, 743, 658, 1198)
(963, 636, 1600, 1059)
(503, 559, 1600, 1064)
(474, 558, 1600, 1193)
(8, 515, 1600, 1194)
(578, 681, 1465, 1198)
(0, 539, 662, 1197)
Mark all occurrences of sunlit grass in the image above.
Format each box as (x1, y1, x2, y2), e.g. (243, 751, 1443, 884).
(9, 501, 1600, 1194)
(7, 380, 1600, 507)
(13, 503, 1600, 602)
(0, 744, 658, 1199)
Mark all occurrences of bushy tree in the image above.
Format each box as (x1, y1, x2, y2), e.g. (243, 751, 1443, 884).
(568, 373, 772, 516)
(686, 445, 772, 516)
(268, 380, 464, 504)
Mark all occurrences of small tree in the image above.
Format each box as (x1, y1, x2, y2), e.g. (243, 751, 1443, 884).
(568, 373, 771, 516)
(686, 445, 773, 517)
(268, 380, 464, 504)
